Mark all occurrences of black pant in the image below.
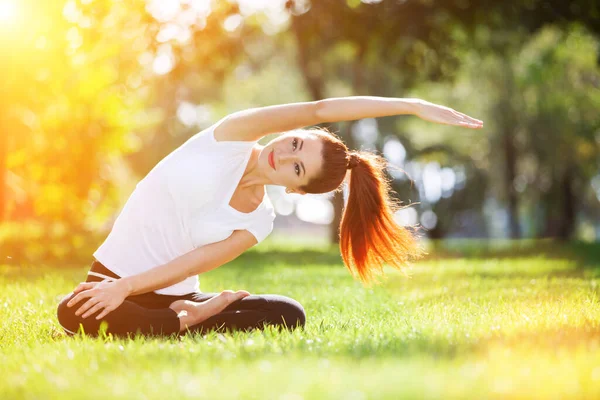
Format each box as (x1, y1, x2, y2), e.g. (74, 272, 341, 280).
(56, 260, 306, 338)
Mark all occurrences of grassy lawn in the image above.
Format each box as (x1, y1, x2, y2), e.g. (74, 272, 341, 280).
(1, 239, 599, 399)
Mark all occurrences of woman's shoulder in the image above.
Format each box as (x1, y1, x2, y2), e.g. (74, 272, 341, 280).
(211, 117, 261, 145)
(181, 119, 257, 152)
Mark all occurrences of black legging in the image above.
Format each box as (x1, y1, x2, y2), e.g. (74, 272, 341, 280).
(56, 260, 306, 338)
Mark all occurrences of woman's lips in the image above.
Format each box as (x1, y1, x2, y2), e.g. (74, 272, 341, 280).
(269, 150, 276, 170)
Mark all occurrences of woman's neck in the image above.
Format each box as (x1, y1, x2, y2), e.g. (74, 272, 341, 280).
(237, 146, 270, 189)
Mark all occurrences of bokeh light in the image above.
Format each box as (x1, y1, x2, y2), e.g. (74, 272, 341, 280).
(0, 0, 16, 23)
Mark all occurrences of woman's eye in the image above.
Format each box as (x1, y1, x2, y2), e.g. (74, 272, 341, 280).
(295, 164, 300, 176)
(292, 138, 297, 150)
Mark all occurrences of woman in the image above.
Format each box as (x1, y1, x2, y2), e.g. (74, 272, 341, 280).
(56, 96, 482, 338)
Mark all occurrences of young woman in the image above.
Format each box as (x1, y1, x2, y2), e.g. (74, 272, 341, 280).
(56, 96, 483, 338)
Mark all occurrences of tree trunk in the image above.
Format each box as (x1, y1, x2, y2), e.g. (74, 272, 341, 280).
(290, 15, 325, 101)
(503, 125, 520, 238)
(557, 165, 576, 240)
(291, 13, 341, 243)
(498, 58, 520, 239)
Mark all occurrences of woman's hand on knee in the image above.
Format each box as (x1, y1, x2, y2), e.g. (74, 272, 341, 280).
(73, 281, 100, 295)
(73, 278, 115, 295)
(66, 279, 128, 320)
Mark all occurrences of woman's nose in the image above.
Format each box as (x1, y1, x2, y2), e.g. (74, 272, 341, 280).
(279, 154, 298, 163)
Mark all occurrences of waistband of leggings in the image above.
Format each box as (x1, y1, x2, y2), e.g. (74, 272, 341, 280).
(89, 260, 121, 281)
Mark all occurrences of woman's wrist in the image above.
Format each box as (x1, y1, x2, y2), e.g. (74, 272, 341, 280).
(117, 277, 134, 296)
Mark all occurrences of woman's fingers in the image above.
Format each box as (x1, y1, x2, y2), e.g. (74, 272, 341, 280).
(72, 279, 112, 296)
(75, 297, 99, 317)
(443, 108, 482, 127)
(441, 113, 470, 126)
(419, 102, 483, 128)
(73, 282, 96, 295)
(452, 110, 483, 126)
(95, 307, 113, 320)
(81, 302, 105, 319)
(67, 289, 95, 307)
(453, 116, 483, 128)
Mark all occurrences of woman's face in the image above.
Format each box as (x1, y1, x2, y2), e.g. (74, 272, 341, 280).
(261, 132, 324, 194)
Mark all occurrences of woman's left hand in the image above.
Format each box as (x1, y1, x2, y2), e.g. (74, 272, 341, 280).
(67, 279, 130, 320)
(415, 100, 483, 129)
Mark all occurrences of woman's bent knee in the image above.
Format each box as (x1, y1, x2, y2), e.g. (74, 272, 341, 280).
(56, 293, 79, 335)
(266, 295, 306, 330)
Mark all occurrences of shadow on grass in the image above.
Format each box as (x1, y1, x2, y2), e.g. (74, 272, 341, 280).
(428, 240, 600, 269)
(2, 241, 598, 284)
(230, 248, 343, 269)
(230, 240, 600, 280)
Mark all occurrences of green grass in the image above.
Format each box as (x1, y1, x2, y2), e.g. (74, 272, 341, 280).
(1, 240, 600, 399)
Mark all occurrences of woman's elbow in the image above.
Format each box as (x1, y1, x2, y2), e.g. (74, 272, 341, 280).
(314, 100, 331, 123)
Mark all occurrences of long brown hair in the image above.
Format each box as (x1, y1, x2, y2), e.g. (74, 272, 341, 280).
(299, 128, 426, 284)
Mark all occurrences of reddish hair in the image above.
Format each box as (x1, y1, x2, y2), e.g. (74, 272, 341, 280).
(300, 128, 426, 284)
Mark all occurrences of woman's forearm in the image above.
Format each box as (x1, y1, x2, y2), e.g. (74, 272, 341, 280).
(316, 96, 421, 123)
(117, 258, 191, 297)
(115, 230, 255, 297)
(116, 248, 208, 296)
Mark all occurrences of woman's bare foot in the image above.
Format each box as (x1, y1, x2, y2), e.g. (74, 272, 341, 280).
(170, 290, 250, 332)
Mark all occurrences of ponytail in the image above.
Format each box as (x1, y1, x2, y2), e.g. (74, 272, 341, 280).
(339, 151, 426, 284)
(297, 128, 426, 284)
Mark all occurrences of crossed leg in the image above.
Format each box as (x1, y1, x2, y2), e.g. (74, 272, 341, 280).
(57, 260, 305, 338)
(169, 290, 250, 331)
(56, 290, 306, 338)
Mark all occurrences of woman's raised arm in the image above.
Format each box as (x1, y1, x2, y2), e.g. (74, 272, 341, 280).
(317, 97, 483, 128)
(214, 96, 483, 143)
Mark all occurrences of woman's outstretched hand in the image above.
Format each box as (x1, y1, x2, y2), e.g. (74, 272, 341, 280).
(414, 100, 483, 129)
(66, 279, 130, 320)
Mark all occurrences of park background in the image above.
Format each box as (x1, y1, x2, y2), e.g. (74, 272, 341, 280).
(1, 0, 600, 399)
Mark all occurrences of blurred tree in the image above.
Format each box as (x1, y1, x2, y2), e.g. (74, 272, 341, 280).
(408, 145, 488, 239)
(2, 0, 598, 248)
(285, 0, 467, 243)
(1, 0, 154, 227)
(415, 23, 600, 240)
(446, 0, 600, 239)
(123, 0, 269, 180)
(284, 0, 600, 242)
(515, 26, 600, 239)
(1, 0, 268, 227)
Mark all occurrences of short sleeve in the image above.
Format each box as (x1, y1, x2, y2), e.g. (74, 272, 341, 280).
(207, 116, 261, 146)
(246, 208, 276, 245)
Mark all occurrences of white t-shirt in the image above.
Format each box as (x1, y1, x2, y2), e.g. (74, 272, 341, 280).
(93, 119, 276, 295)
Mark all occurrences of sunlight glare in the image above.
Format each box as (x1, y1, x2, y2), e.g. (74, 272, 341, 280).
(0, 0, 16, 23)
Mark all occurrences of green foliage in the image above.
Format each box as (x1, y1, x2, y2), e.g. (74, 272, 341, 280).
(517, 24, 600, 177)
(403, 23, 600, 239)
(2, 0, 264, 228)
(3, 0, 152, 228)
(1, 241, 600, 399)
(2, 0, 599, 247)
(0, 220, 103, 267)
